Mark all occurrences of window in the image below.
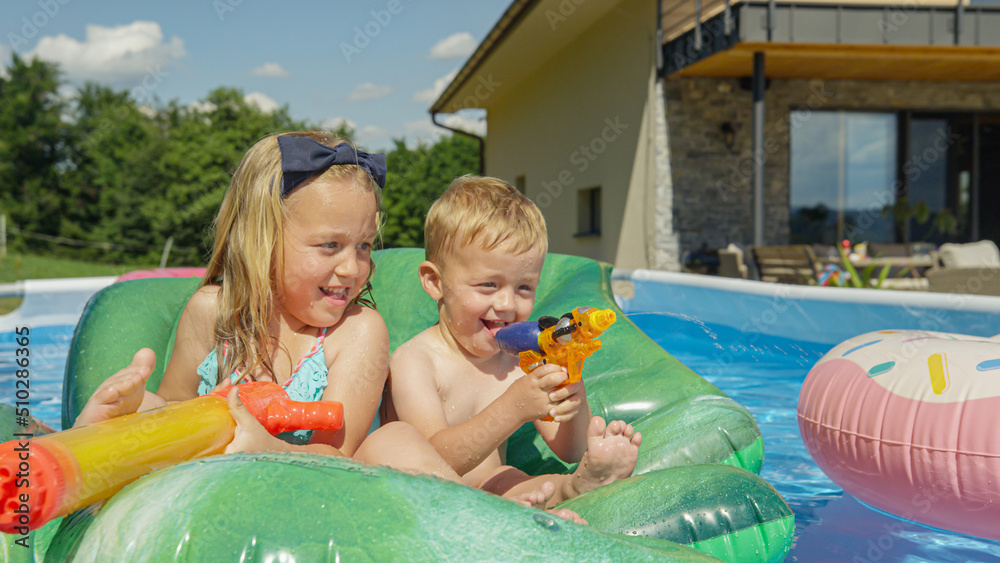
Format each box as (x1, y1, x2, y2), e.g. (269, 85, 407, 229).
(575, 187, 601, 237)
(790, 110, 1000, 246)
(789, 111, 897, 245)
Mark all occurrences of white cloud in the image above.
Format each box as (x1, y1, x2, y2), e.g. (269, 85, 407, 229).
(355, 125, 389, 148)
(30, 21, 185, 84)
(250, 62, 289, 78)
(441, 112, 487, 137)
(0, 45, 9, 79)
(320, 117, 357, 132)
(189, 100, 216, 114)
(346, 82, 392, 101)
(429, 32, 476, 60)
(413, 68, 458, 104)
(404, 119, 441, 141)
(400, 112, 485, 148)
(244, 91, 279, 114)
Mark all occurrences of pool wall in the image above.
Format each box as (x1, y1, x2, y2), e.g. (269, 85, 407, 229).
(613, 270, 1000, 345)
(0, 277, 116, 331)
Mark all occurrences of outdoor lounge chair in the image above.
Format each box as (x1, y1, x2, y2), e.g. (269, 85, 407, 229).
(925, 240, 1000, 297)
(718, 244, 749, 279)
(751, 245, 819, 285)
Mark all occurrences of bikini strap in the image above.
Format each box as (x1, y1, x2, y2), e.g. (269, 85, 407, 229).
(220, 341, 245, 382)
(286, 326, 329, 384)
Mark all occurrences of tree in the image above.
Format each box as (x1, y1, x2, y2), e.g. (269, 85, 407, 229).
(61, 83, 167, 262)
(148, 87, 307, 264)
(0, 54, 70, 250)
(381, 134, 479, 248)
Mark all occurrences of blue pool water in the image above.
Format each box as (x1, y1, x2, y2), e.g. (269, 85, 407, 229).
(628, 311, 1000, 563)
(0, 323, 75, 430)
(4, 271, 1000, 562)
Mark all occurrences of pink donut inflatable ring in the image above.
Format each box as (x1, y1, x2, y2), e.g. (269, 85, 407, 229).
(798, 330, 1000, 540)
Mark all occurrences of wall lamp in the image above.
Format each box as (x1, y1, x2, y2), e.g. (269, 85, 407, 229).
(720, 122, 736, 149)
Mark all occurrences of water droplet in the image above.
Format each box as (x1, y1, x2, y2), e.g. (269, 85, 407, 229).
(533, 513, 560, 532)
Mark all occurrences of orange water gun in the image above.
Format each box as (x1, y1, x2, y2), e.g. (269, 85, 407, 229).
(0, 381, 343, 534)
(495, 306, 616, 386)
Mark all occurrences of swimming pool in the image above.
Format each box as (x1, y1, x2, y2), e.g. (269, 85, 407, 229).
(615, 269, 1000, 563)
(0, 277, 115, 430)
(5, 271, 1000, 561)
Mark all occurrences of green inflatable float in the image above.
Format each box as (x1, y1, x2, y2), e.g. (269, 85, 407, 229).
(2, 249, 793, 562)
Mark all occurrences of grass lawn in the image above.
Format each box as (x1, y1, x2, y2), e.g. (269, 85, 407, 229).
(0, 253, 159, 314)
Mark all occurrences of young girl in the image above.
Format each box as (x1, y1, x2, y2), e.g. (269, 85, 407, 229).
(72, 131, 461, 476)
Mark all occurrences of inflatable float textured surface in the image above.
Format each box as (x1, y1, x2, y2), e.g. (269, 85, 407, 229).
(798, 329, 1000, 540)
(4, 249, 793, 562)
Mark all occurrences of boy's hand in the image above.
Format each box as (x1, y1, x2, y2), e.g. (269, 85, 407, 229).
(546, 379, 585, 423)
(509, 363, 570, 423)
(73, 348, 162, 427)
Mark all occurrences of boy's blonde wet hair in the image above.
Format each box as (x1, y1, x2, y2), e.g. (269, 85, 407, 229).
(203, 130, 382, 384)
(424, 175, 547, 267)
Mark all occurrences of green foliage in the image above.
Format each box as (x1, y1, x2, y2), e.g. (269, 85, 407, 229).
(0, 252, 157, 284)
(381, 134, 480, 249)
(836, 245, 910, 290)
(0, 58, 476, 266)
(882, 197, 959, 242)
(0, 54, 70, 238)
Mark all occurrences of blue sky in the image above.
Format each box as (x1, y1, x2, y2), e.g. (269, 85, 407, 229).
(0, 0, 510, 151)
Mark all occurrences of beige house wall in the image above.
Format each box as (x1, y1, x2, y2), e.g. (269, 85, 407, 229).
(484, 1, 660, 269)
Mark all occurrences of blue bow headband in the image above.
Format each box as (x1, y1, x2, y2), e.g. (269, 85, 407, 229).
(277, 136, 387, 197)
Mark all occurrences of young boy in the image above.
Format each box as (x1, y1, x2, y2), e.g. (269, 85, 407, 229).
(384, 176, 641, 508)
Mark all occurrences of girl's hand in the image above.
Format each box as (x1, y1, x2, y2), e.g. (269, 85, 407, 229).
(224, 387, 288, 454)
(210, 377, 235, 395)
(508, 363, 568, 423)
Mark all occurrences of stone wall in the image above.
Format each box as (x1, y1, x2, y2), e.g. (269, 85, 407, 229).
(662, 76, 1000, 261)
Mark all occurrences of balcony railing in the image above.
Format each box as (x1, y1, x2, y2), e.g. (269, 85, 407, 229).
(662, 0, 1000, 75)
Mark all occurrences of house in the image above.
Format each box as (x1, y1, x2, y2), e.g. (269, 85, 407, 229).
(430, 0, 1000, 271)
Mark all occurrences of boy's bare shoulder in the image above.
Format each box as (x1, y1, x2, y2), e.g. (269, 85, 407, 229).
(390, 326, 452, 378)
(391, 326, 437, 363)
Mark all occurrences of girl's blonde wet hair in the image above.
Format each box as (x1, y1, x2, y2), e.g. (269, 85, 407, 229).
(203, 130, 383, 385)
(424, 175, 547, 268)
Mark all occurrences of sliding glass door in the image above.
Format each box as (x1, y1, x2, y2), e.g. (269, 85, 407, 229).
(790, 110, 1000, 247)
(789, 111, 897, 245)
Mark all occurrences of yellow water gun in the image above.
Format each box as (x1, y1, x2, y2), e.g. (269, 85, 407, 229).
(0, 381, 343, 534)
(495, 306, 616, 385)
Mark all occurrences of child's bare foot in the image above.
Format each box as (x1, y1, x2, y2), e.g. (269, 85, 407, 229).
(546, 507, 587, 524)
(569, 416, 642, 497)
(73, 348, 156, 427)
(510, 480, 556, 509)
(509, 481, 587, 524)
